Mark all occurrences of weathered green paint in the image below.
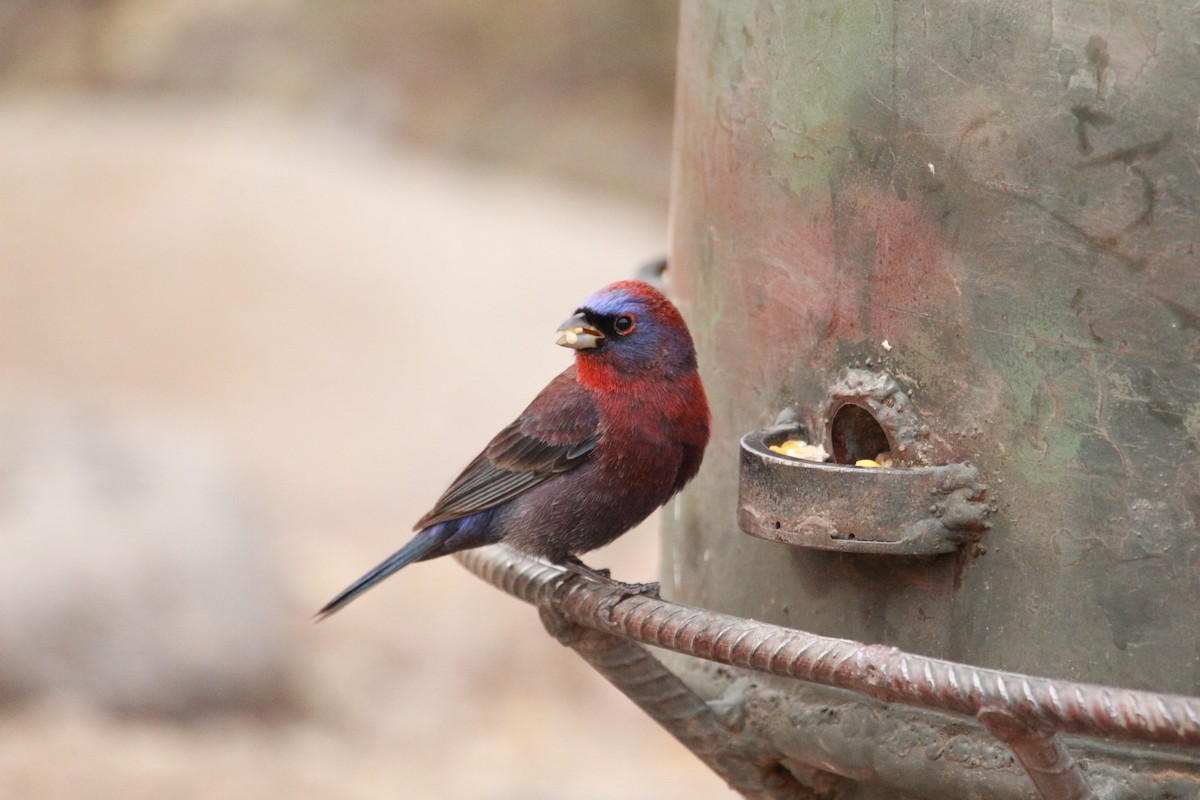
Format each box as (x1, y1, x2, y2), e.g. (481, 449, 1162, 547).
(664, 0, 1200, 708)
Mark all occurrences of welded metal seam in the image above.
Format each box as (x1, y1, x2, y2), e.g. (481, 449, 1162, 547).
(453, 546, 1200, 747)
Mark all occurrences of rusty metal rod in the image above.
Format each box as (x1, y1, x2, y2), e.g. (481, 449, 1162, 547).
(978, 707, 1099, 800)
(537, 605, 817, 800)
(454, 545, 1200, 750)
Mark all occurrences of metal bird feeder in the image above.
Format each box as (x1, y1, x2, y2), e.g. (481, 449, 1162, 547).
(459, 1, 1200, 798)
(738, 369, 992, 555)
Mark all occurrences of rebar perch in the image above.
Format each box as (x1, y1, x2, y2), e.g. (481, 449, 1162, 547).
(456, 545, 1200, 800)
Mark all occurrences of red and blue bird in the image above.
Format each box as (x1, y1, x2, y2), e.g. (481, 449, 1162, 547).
(318, 279, 710, 618)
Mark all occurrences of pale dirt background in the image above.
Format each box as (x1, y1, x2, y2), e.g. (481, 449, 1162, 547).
(0, 2, 738, 796)
(0, 98, 733, 800)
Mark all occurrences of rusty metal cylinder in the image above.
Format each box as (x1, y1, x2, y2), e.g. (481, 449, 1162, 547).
(663, 0, 1200, 704)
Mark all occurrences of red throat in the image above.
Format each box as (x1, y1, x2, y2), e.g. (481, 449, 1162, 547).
(574, 354, 625, 393)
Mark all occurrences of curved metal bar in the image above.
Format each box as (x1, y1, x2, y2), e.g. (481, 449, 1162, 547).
(537, 605, 819, 800)
(978, 707, 1098, 800)
(454, 545, 1200, 750)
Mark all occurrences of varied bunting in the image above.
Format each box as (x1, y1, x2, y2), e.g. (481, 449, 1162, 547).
(317, 280, 709, 618)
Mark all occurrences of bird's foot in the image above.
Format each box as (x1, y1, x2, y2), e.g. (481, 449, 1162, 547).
(558, 555, 612, 583)
(556, 556, 659, 599)
(614, 581, 661, 599)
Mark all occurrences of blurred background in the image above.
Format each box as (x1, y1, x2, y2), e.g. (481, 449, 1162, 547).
(0, 2, 736, 797)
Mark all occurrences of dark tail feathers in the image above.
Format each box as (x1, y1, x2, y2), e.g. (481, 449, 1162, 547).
(315, 525, 450, 620)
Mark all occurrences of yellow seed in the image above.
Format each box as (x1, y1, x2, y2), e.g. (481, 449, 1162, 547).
(855, 459, 882, 468)
(770, 439, 828, 462)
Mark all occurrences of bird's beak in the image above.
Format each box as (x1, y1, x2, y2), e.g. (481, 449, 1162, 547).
(556, 311, 604, 350)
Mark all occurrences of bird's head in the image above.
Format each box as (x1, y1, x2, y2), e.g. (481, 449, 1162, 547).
(556, 280, 698, 382)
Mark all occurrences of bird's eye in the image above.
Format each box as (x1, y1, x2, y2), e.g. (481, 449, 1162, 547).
(613, 315, 636, 335)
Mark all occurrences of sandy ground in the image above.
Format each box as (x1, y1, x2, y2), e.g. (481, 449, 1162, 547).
(0, 97, 735, 799)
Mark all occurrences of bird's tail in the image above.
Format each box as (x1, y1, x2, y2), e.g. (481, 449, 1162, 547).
(315, 525, 451, 620)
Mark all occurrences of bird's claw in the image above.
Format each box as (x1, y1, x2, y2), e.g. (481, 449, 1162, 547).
(555, 557, 656, 599)
(558, 556, 611, 583)
(616, 580, 660, 599)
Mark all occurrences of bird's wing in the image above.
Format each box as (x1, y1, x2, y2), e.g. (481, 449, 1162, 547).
(414, 367, 600, 529)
